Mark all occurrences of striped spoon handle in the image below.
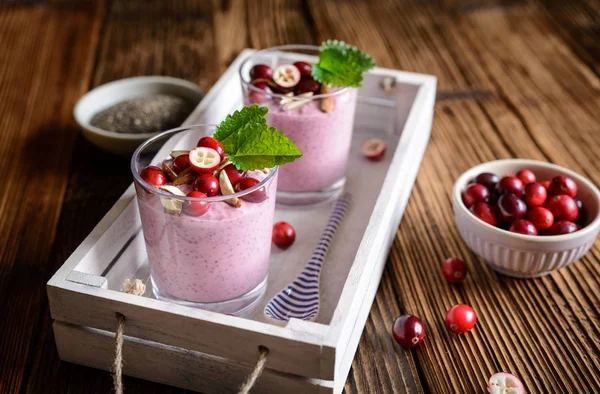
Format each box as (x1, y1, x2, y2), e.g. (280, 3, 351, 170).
(264, 193, 352, 322)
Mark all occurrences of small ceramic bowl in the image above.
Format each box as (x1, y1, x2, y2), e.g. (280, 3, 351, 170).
(74, 76, 203, 155)
(453, 159, 600, 278)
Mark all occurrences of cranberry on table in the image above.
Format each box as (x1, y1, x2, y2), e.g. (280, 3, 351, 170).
(442, 258, 468, 284)
(272, 221, 296, 249)
(185, 191, 210, 216)
(197, 136, 225, 159)
(469, 202, 498, 226)
(523, 182, 547, 207)
(509, 219, 538, 235)
(223, 164, 247, 186)
(235, 177, 267, 202)
(172, 154, 190, 173)
(140, 166, 167, 187)
(474, 172, 500, 192)
(461, 183, 490, 208)
(445, 304, 477, 334)
(527, 207, 554, 230)
(488, 372, 525, 394)
(392, 314, 425, 349)
(546, 194, 579, 222)
(294, 79, 321, 95)
(272, 64, 301, 88)
(293, 61, 312, 77)
(516, 169, 536, 185)
(249, 64, 273, 80)
(192, 174, 220, 197)
(548, 175, 577, 198)
(547, 220, 580, 235)
(361, 138, 386, 161)
(495, 176, 524, 196)
(496, 193, 527, 224)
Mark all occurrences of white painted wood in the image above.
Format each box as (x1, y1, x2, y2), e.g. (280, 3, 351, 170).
(66, 271, 108, 289)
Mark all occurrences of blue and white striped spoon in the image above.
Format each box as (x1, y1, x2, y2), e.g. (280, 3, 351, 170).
(264, 193, 352, 322)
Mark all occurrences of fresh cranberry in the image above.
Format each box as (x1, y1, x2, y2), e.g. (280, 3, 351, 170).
(516, 169, 536, 185)
(392, 314, 425, 349)
(235, 178, 267, 202)
(442, 258, 468, 283)
(496, 193, 527, 224)
(223, 164, 247, 185)
(192, 174, 220, 197)
(361, 138, 386, 161)
(469, 202, 498, 226)
(140, 166, 167, 187)
(523, 182, 547, 207)
(488, 373, 525, 394)
(462, 183, 490, 208)
(249, 64, 273, 80)
(273, 64, 301, 88)
(185, 191, 210, 216)
(445, 304, 477, 334)
(293, 61, 312, 77)
(527, 207, 554, 230)
(189, 147, 221, 174)
(172, 154, 190, 173)
(474, 172, 500, 192)
(495, 176, 524, 196)
(509, 219, 538, 235)
(546, 194, 579, 222)
(540, 180, 551, 190)
(272, 221, 296, 249)
(294, 79, 321, 95)
(197, 136, 225, 159)
(547, 220, 580, 235)
(548, 175, 577, 198)
(575, 199, 587, 227)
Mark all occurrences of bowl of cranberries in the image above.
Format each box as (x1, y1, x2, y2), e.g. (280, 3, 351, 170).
(453, 159, 600, 278)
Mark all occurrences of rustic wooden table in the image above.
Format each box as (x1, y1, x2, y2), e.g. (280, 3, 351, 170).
(1, 0, 599, 393)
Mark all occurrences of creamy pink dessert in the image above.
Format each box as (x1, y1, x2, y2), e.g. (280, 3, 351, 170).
(136, 171, 277, 303)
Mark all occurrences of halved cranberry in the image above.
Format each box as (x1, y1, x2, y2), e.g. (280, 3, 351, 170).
(496, 193, 527, 224)
(516, 169, 536, 185)
(547, 220, 580, 235)
(172, 154, 190, 173)
(495, 176, 524, 196)
(293, 61, 312, 77)
(469, 202, 498, 226)
(474, 172, 500, 192)
(509, 219, 538, 235)
(546, 194, 578, 222)
(189, 147, 221, 174)
(249, 64, 273, 80)
(442, 258, 468, 283)
(462, 183, 490, 208)
(548, 175, 577, 198)
(235, 177, 267, 202)
(185, 191, 210, 216)
(361, 138, 386, 161)
(392, 314, 425, 349)
(223, 164, 247, 186)
(192, 174, 220, 197)
(523, 182, 547, 207)
(272, 221, 296, 249)
(140, 166, 167, 187)
(294, 79, 321, 95)
(527, 207, 554, 230)
(197, 136, 225, 159)
(273, 64, 301, 88)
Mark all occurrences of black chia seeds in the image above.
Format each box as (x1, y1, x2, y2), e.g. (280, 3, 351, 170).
(90, 94, 195, 134)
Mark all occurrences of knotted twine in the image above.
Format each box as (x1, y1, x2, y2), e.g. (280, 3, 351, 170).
(113, 279, 269, 394)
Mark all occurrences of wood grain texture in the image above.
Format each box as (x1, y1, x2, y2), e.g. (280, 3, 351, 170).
(1, 0, 599, 393)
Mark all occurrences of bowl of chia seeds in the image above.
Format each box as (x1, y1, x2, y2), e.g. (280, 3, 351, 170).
(74, 76, 203, 155)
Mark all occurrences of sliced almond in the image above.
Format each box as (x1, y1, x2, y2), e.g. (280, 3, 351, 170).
(159, 185, 186, 214)
(379, 77, 397, 93)
(320, 84, 334, 113)
(162, 161, 178, 182)
(281, 92, 314, 111)
(219, 169, 241, 208)
(170, 150, 189, 158)
(173, 167, 197, 186)
(279, 91, 294, 106)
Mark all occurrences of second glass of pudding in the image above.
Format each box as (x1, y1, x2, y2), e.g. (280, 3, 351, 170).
(131, 125, 278, 315)
(239, 45, 358, 205)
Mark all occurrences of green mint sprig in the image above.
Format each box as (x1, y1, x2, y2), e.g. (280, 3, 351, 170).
(213, 105, 302, 171)
(311, 40, 376, 88)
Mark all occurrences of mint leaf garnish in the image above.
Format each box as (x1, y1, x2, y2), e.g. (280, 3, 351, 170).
(213, 105, 302, 171)
(311, 40, 376, 88)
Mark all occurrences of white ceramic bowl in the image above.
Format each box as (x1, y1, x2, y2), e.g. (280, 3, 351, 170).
(74, 76, 203, 155)
(453, 159, 600, 278)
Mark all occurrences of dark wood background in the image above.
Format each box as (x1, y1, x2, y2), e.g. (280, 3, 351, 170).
(1, 0, 599, 393)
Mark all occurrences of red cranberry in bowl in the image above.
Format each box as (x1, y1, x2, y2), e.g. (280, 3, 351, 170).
(294, 79, 321, 95)
(548, 175, 577, 198)
(516, 169, 536, 185)
(523, 182, 547, 207)
(547, 220, 580, 235)
(575, 199, 587, 227)
(496, 193, 527, 224)
(193, 174, 220, 197)
(509, 219, 538, 235)
(249, 81, 272, 104)
(474, 172, 500, 192)
(235, 177, 267, 202)
(469, 202, 498, 226)
(527, 207, 554, 230)
(140, 166, 167, 188)
(293, 61, 312, 77)
(392, 314, 425, 349)
(540, 180, 551, 190)
(461, 183, 490, 208)
(185, 191, 210, 216)
(495, 176, 524, 196)
(223, 164, 247, 186)
(546, 194, 579, 222)
(172, 154, 190, 173)
(249, 64, 273, 80)
(197, 136, 225, 159)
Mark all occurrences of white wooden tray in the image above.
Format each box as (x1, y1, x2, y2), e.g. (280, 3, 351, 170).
(47, 49, 436, 394)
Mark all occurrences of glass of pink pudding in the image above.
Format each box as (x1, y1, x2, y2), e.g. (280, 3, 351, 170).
(131, 125, 278, 315)
(239, 45, 358, 205)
